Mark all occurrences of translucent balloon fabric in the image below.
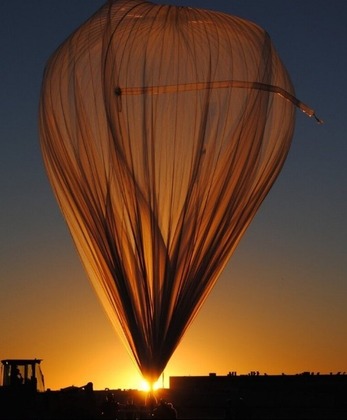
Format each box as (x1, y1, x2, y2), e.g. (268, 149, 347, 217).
(39, 0, 316, 384)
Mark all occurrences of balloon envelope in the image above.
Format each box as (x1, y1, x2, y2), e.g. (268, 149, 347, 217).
(39, 0, 304, 383)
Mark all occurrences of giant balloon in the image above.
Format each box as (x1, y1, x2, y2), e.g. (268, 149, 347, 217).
(39, 0, 319, 385)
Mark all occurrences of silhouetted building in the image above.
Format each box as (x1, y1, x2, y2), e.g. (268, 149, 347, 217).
(169, 372, 347, 419)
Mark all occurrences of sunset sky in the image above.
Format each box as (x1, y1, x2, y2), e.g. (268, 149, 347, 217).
(1, 0, 346, 391)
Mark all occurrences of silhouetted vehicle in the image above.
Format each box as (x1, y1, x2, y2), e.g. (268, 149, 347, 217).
(0, 359, 97, 419)
(1, 359, 45, 392)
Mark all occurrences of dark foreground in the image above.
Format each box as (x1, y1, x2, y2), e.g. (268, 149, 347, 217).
(1, 373, 346, 419)
(169, 373, 347, 419)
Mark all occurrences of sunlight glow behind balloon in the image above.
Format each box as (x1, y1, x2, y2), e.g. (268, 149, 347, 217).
(39, 0, 319, 385)
(139, 379, 161, 392)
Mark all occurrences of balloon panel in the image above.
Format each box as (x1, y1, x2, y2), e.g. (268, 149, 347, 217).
(39, 0, 297, 383)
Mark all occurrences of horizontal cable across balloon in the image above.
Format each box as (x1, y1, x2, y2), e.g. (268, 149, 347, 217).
(114, 80, 322, 123)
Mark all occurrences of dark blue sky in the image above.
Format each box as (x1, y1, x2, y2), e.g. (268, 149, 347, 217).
(1, 1, 346, 389)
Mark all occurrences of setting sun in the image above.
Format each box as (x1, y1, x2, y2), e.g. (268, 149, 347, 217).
(138, 379, 161, 392)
